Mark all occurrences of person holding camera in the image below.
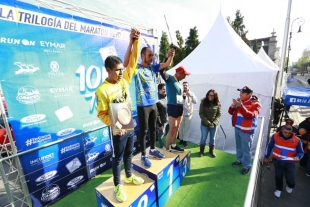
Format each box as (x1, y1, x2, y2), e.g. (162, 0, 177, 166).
(178, 82, 197, 148)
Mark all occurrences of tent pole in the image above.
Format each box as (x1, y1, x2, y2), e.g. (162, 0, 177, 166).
(278, 0, 292, 95)
(267, 71, 280, 144)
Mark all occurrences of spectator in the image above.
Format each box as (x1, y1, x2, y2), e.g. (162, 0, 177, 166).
(199, 89, 221, 157)
(228, 86, 262, 175)
(179, 82, 197, 148)
(298, 117, 310, 171)
(264, 125, 304, 198)
(276, 118, 298, 135)
(156, 83, 168, 149)
(273, 98, 284, 127)
(283, 104, 291, 119)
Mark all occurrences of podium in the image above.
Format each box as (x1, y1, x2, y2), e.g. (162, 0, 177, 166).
(132, 148, 180, 207)
(95, 148, 191, 207)
(95, 170, 156, 207)
(172, 150, 191, 182)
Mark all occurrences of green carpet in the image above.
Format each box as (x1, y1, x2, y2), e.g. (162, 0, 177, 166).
(51, 142, 249, 207)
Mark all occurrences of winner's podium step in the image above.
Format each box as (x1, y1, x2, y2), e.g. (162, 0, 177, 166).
(95, 170, 156, 207)
(132, 148, 190, 207)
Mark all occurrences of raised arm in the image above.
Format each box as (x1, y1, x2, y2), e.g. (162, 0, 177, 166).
(123, 28, 140, 83)
(159, 48, 175, 70)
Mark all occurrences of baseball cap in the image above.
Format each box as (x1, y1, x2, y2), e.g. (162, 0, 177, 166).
(176, 66, 190, 75)
(237, 86, 253, 93)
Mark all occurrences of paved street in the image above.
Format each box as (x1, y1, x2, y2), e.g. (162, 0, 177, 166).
(258, 74, 310, 207)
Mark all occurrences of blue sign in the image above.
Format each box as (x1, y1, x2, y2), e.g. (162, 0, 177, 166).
(25, 152, 86, 193)
(85, 141, 112, 164)
(87, 156, 112, 178)
(30, 167, 88, 207)
(19, 135, 84, 175)
(84, 126, 111, 150)
(0, 0, 155, 152)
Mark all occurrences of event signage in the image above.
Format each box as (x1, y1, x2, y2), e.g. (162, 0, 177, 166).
(25, 151, 86, 193)
(87, 155, 112, 178)
(19, 135, 84, 175)
(0, 0, 154, 152)
(0, 1, 155, 206)
(30, 167, 88, 207)
(85, 141, 112, 165)
(84, 126, 111, 150)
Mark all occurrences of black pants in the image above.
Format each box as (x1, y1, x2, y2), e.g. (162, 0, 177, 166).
(137, 104, 157, 156)
(273, 159, 295, 191)
(111, 131, 134, 186)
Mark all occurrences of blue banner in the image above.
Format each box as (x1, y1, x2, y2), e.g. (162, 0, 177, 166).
(85, 141, 112, 164)
(25, 151, 86, 193)
(0, 0, 155, 152)
(19, 135, 84, 175)
(84, 126, 111, 150)
(30, 167, 88, 207)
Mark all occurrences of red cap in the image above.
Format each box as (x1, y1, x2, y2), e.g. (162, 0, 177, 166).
(175, 66, 190, 75)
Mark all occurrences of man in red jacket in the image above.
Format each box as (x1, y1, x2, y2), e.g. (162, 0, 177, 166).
(228, 86, 262, 175)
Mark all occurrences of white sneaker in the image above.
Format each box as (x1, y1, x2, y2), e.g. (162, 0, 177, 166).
(286, 186, 293, 193)
(274, 190, 281, 197)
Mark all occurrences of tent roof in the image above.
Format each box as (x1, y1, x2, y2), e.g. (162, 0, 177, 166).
(171, 11, 277, 96)
(257, 47, 279, 70)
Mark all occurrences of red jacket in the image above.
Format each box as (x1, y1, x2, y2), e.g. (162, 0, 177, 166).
(228, 95, 261, 134)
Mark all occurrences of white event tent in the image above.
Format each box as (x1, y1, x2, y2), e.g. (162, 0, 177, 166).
(170, 12, 278, 154)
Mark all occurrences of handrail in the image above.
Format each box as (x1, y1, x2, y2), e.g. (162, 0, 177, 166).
(243, 116, 265, 207)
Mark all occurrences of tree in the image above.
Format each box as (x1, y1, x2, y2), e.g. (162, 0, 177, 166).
(296, 55, 310, 71)
(184, 26, 200, 57)
(252, 39, 258, 53)
(227, 10, 252, 47)
(159, 32, 170, 63)
(173, 30, 185, 66)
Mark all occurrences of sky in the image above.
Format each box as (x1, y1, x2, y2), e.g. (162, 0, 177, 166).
(20, 0, 310, 63)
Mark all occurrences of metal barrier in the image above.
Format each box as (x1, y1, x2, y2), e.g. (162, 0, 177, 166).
(243, 116, 265, 207)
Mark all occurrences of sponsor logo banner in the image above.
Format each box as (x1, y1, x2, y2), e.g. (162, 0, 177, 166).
(85, 142, 112, 165)
(84, 126, 110, 149)
(25, 152, 86, 193)
(20, 135, 84, 174)
(30, 167, 88, 207)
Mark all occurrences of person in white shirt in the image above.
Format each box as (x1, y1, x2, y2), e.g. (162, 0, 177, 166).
(179, 82, 197, 147)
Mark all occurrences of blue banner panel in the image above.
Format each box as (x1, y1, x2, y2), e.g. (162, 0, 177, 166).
(85, 141, 112, 165)
(19, 135, 84, 175)
(0, 1, 155, 153)
(84, 126, 111, 150)
(283, 86, 310, 107)
(25, 151, 86, 193)
(30, 167, 88, 207)
(87, 156, 112, 178)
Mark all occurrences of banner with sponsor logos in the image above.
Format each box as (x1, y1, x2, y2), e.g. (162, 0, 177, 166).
(0, 0, 156, 206)
(283, 86, 310, 107)
(0, 0, 155, 152)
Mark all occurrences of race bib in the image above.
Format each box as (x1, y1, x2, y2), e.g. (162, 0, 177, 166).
(176, 95, 183, 104)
